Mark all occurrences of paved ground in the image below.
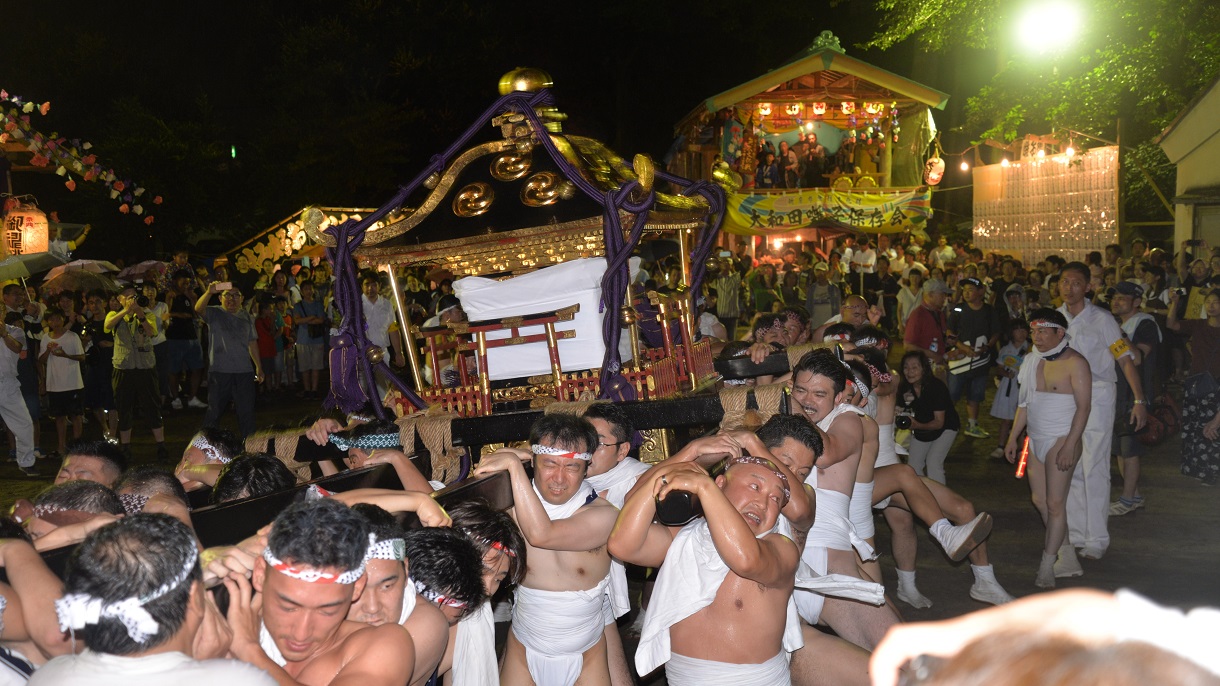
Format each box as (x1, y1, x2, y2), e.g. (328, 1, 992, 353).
(2, 380, 1217, 682)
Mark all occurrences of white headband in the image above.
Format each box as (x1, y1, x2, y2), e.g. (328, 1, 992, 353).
(56, 546, 198, 644)
(531, 444, 591, 461)
(367, 537, 406, 562)
(191, 434, 229, 464)
(413, 579, 468, 610)
(262, 533, 374, 585)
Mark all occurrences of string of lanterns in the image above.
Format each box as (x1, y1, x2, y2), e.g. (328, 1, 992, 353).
(754, 100, 901, 147)
(0, 88, 162, 225)
(942, 132, 1081, 174)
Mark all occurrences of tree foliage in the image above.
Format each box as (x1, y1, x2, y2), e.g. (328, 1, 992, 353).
(864, 0, 1220, 222)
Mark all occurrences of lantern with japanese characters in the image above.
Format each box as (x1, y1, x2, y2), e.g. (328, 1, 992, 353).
(923, 157, 946, 186)
(3, 203, 49, 256)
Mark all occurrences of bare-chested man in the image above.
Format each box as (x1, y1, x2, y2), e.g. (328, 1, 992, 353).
(223, 498, 416, 685)
(342, 503, 451, 686)
(1005, 307, 1091, 588)
(472, 413, 620, 686)
(788, 347, 902, 649)
(611, 455, 801, 684)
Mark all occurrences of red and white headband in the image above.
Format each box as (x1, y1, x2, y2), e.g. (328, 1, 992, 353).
(414, 579, 468, 610)
(531, 444, 591, 461)
(262, 535, 373, 585)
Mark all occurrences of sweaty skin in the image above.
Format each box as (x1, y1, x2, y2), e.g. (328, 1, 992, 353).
(472, 444, 620, 686)
(610, 461, 799, 667)
(225, 559, 416, 686)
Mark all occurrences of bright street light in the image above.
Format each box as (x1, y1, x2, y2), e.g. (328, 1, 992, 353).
(1016, 2, 1082, 54)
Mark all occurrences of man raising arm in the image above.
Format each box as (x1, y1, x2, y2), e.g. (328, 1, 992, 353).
(471, 414, 621, 686)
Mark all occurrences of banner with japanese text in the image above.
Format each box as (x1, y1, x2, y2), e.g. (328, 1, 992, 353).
(724, 188, 932, 235)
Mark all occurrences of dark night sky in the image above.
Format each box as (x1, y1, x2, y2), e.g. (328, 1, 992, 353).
(6, 1, 990, 257)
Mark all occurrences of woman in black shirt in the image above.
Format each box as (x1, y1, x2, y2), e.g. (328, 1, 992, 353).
(898, 350, 960, 484)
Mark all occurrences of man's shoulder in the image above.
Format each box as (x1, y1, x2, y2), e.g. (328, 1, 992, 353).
(343, 619, 415, 653)
(31, 652, 276, 685)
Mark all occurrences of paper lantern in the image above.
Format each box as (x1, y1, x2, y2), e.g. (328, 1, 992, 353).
(2, 203, 49, 255)
(784, 103, 802, 116)
(812, 102, 827, 117)
(923, 157, 946, 186)
(840, 101, 856, 115)
(757, 102, 772, 117)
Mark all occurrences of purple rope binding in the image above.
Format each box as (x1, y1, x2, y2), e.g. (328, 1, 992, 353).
(324, 85, 722, 422)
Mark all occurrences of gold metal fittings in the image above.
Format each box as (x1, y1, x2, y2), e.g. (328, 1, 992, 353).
(453, 183, 495, 218)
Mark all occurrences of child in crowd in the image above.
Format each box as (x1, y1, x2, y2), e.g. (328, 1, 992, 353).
(40, 308, 86, 458)
(274, 295, 296, 387)
(989, 318, 1030, 459)
(255, 300, 281, 392)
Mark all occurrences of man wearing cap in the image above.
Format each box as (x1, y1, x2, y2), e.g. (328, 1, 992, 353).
(1056, 262, 1148, 561)
(805, 261, 843, 330)
(472, 414, 620, 686)
(947, 277, 1001, 439)
(223, 498, 417, 685)
(422, 294, 470, 387)
(999, 283, 1029, 338)
(1108, 281, 1161, 516)
(904, 279, 953, 378)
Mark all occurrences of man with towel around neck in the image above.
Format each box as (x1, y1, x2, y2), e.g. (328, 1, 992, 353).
(473, 413, 621, 686)
(609, 451, 808, 685)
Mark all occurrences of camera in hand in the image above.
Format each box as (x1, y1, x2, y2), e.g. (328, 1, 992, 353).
(135, 295, 151, 308)
(895, 415, 913, 430)
(1173, 287, 1188, 297)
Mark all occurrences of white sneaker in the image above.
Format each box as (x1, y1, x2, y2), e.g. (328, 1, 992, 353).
(970, 577, 1016, 604)
(1053, 545, 1084, 578)
(187, 397, 208, 409)
(1035, 553, 1057, 589)
(934, 513, 994, 561)
(897, 584, 933, 609)
(989, 447, 1005, 459)
(170, 398, 184, 410)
